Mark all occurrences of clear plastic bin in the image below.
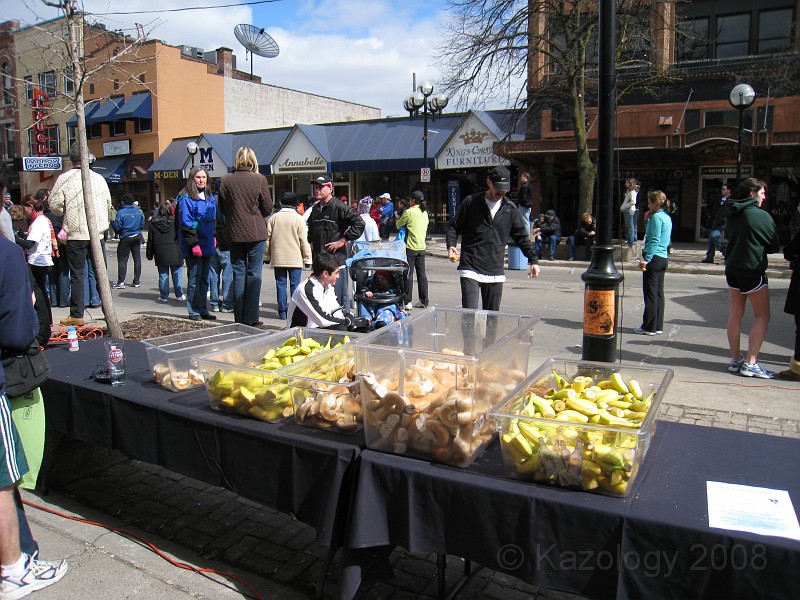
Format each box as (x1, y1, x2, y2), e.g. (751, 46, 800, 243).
(193, 327, 358, 423)
(284, 346, 361, 433)
(142, 324, 267, 392)
(489, 358, 673, 497)
(353, 308, 538, 467)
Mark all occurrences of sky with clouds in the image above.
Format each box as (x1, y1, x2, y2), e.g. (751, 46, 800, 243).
(3, 0, 461, 116)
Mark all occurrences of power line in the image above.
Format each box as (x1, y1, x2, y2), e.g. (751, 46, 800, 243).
(100, 0, 282, 16)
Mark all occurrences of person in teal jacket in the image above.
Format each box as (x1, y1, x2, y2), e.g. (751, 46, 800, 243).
(176, 167, 217, 321)
(635, 190, 672, 335)
(724, 178, 781, 379)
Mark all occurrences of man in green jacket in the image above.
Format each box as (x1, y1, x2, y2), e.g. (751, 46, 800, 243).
(396, 191, 429, 309)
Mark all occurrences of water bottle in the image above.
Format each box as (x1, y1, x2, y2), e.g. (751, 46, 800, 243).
(104, 339, 126, 386)
(67, 327, 79, 352)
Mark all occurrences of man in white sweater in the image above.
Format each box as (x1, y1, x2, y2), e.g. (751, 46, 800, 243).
(49, 144, 112, 326)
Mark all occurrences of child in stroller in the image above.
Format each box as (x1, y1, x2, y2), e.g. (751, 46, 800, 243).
(348, 240, 410, 330)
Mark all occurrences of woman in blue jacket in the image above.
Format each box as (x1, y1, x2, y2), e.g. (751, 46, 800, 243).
(176, 167, 217, 321)
(635, 190, 672, 335)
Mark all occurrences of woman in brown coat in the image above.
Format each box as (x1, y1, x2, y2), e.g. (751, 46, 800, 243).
(218, 147, 274, 326)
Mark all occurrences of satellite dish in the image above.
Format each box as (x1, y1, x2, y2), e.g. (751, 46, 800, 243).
(234, 24, 279, 78)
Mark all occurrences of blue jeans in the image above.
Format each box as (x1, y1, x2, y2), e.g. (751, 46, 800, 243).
(84, 256, 100, 306)
(274, 267, 301, 319)
(705, 229, 726, 261)
(518, 206, 531, 238)
(335, 265, 350, 311)
(568, 235, 593, 260)
(209, 249, 232, 310)
(623, 211, 638, 247)
(230, 241, 266, 323)
(536, 234, 559, 258)
(48, 252, 70, 307)
(158, 265, 184, 299)
(185, 255, 211, 317)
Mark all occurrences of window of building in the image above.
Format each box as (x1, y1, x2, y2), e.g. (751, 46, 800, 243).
(138, 73, 146, 83)
(28, 124, 60, 156)
(67, 125, 77, 150)
(704, 108, 753, 130)
(38, 71, 57, 97)
(1, 63, 11, 105)
(715, 13, 751, 59)
(24, 76, 33, 103)
(758, 8, 793, 54)
(677, 17, 710, 61)
(113, 79, 119, 91)
(134, 117, 152, 134)
(111, 119, 126, 136)
(3, 122, 14, 160)
(550, 104, 573, 132)
(88, 123, 102, 139)
(64, 67, 74, 95)
(89, 83, 95, 94)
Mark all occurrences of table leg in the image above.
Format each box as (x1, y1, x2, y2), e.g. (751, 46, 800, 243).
(437, 554, 479, 600)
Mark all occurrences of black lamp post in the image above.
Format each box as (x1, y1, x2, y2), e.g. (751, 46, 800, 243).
(581, 0, 624, 363)
(88, 153, 96, 169)
(186, 141, 199, 169)
(403, 81, 448, 170)
(728, 83, 756, 187)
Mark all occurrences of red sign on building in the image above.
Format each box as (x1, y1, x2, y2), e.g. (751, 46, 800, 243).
(31, 89, 53, 156)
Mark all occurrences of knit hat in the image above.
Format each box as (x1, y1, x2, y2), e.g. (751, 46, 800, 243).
(358, 196, 373, 214)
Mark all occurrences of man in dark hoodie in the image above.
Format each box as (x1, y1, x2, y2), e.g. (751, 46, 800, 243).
(112, 194, 145, 289)
(724, 178, 781, 379)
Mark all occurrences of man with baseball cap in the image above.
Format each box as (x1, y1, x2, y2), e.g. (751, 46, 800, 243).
(377, 193, 394, 240)
(306, 174, 364, 311)
(446, 166, 540, 311)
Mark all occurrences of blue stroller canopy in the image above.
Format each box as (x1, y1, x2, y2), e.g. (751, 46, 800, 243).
(346, 240, 407, 268)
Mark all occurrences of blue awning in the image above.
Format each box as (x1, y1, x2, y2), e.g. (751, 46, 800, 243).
(91, 156, 127, 183)
(87, 97, 125, 124)
(115, 92, 152, 120)
(66, 101, 101, 127)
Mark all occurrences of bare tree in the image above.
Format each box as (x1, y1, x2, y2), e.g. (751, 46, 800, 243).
(437, 0, 680, 217)
(18, 0, 152, 337)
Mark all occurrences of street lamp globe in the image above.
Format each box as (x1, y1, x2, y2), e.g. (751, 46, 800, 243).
(728, 83, 756, 109)
(418, 81, 434, 97)
(410, 91, 425, 109)
(186, 141, 199, 156)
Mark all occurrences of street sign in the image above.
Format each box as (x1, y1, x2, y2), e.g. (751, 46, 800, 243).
(421, 167, 431, 183)
(21, 156, 63, 171)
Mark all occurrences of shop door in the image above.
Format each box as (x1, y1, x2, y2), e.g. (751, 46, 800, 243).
(697, 176, 733, 241)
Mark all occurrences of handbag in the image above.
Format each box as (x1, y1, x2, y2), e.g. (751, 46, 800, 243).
(395, 226, 407, 243)
(1, 341, 51, 398)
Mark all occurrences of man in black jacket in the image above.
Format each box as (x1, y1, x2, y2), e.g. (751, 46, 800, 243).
(536, 209, 562, 261)
(306, 174, 365, 311)
(446, 166, 540, 311)
(702, 184, 730, 264)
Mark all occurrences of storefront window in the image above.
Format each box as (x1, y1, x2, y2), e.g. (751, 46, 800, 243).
(769, 167, 799, 243)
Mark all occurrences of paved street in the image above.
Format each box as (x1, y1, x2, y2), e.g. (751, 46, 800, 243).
(24, 236, 798, 600)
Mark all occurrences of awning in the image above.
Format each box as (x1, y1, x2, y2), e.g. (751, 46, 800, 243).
(87, 97, 125, 125)
(91, 156, 127, 183)
(66, 101, 101, 127)
(115, 92, 152, 120)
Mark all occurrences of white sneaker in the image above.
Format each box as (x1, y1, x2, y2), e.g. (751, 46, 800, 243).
(0, 554, 68, 600)
(404, 303, 413, 310)
(156, 297, 169, 303)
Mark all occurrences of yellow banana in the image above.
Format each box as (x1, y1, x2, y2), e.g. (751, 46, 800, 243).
(627, 378, 643, 400)
(610, 372, 629, 394)
(551, 388, 577, 400)
(570, 376, 589, 393)
(516, 453, 543, 474)
(565, 396, 600, 416)
(593, 444, 625, 470)
(529, 396, 556, 418)
(508, 432, 534, 458)
(517, 423, 542, 449)
(605, 398, 632, 410)
(596, 379, 616, 390)
(594, 388, 623, 402)
(552, 369, 569, 390)
(554, 409, 589, 423)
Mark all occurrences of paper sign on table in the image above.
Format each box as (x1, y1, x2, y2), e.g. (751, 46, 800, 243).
(707, 481, 800, 541)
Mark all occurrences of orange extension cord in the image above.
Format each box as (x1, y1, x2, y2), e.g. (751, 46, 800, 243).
(22, 498, 264, 600)
(49, 324, 105, 345)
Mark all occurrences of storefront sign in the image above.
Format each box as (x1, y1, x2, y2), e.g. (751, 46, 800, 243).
(103, 140, 131, 156)
(152, 170, 181, 179)
(31, 89, 54, 156)
(437, 115, 509, 170)
(22, 156, 63, 171)
(273, 131, 327, 174)
(700, 166, 752, 176)
(447, 180, 460, 221)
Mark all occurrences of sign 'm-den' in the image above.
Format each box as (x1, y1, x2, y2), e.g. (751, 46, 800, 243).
(22, 156, 63, 171)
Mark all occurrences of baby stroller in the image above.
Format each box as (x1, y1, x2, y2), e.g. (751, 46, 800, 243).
(346, 240, 409, 330)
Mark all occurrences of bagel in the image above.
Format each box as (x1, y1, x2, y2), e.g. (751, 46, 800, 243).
(423, 419, 451, 447)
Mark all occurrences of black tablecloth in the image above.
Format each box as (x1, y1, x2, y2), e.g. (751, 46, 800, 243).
(41, 340, 365, 546)
(340, 421, 800, 600)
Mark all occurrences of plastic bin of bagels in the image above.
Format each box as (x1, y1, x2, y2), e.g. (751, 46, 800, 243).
(353, 307, 539, 468)
(143, 323, 268, 392)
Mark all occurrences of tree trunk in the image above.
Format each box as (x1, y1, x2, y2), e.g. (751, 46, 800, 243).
(65, 7, 123, 338)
